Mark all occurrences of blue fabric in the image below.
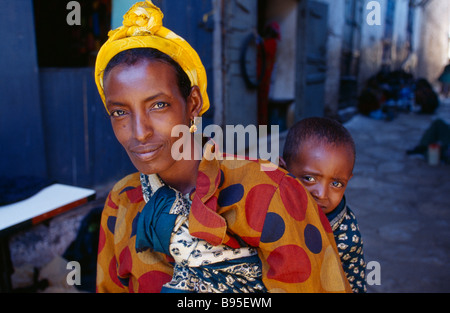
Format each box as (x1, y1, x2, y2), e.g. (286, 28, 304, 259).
(326, 195, 367, 293)
(135, 185, 178, 255)
(326, 196, 346, 222)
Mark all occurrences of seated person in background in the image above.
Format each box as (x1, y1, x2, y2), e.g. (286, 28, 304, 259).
(438, 63, 450, 98)
(415, 78, 439, 115)
(407, 118, 450, 164)
(280, 117, 367, 293)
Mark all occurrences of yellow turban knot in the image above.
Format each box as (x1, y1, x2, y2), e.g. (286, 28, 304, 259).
(94, 0, 210, 116)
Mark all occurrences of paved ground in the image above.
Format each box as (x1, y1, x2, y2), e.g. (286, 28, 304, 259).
(8, 98, 450, 293)
(344, 97, 450, 293)
(8, 185, 112, 292)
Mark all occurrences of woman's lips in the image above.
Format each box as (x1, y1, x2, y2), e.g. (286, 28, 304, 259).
(130, 145, 163, 161)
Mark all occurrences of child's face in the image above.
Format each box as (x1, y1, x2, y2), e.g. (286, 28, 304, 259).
(288, 140, 354, 214)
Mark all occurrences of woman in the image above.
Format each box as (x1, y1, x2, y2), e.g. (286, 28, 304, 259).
(94, 0, 350, 293)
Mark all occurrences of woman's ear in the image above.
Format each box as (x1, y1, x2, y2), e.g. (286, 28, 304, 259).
(187, 85, 203, 119)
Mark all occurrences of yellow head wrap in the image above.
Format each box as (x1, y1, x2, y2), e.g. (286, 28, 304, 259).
(94, 0, 210, 116)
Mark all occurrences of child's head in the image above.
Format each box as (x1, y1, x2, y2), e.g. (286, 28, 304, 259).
(282, 117, 356, 214)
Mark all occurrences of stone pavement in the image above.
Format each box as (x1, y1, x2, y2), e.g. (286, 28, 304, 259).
(343, 98, 450, 293)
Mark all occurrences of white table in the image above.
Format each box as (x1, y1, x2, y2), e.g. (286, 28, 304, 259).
(0, 184, 96, 292)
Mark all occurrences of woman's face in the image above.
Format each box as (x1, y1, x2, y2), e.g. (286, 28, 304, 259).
(103, 59, 200, 176)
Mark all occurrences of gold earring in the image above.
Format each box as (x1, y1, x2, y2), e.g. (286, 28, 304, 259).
(189, 119, 198, 133)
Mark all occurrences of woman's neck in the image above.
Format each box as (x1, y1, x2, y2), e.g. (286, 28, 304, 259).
(158, 136, 203, 194)
(159, 158, 201, 195)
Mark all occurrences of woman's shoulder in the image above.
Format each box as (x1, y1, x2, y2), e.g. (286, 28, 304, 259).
(103, 172, 144, 221)
(108, 172, 143, 200)
(112, 172, 141, 189)
(218, 157, 290, 186)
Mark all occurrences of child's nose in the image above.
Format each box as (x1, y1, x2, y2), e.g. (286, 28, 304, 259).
(312, 184, 327, 200)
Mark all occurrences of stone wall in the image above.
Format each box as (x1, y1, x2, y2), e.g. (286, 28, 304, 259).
(416, 0, 450, 85)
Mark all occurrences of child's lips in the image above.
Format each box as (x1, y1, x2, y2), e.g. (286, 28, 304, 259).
(316, 201, 327, 211)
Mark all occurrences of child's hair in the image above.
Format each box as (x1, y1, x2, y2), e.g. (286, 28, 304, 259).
(283, 117, 356, 168)
(103, 48, 192, 101)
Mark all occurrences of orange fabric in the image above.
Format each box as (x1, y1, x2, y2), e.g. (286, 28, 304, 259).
(97, 146, 351, 293)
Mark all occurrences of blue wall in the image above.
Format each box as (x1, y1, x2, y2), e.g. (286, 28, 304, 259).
(112, 0, 138, 29)
(0, 0, 214, 188)
(0, 0, 48, 179)
(39, 68, 135, 187)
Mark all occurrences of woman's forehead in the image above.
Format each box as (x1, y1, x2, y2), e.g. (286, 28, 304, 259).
(104, 60, 177, 93)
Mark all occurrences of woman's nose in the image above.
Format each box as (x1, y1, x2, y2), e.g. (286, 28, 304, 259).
(133, 112, 153, 142)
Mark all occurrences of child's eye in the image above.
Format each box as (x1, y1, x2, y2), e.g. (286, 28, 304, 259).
(302, 176, 315, 183)
(332, 181, 344, 188)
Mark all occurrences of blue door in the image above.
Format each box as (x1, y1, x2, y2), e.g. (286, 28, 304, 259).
(295, 0, 329, 120)
(157, 0, 215, 123)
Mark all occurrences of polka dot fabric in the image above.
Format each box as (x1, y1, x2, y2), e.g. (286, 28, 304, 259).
(96, 144, 351, 293)
(96, 174, 173, 293)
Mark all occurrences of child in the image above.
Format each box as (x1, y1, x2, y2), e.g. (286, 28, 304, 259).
(281, 117, 367, 293)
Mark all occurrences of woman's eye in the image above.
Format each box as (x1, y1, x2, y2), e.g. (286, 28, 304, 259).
(302, 176, 315, 183)
(111, 110, 126, 117)
(153, 102, 168, 109)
